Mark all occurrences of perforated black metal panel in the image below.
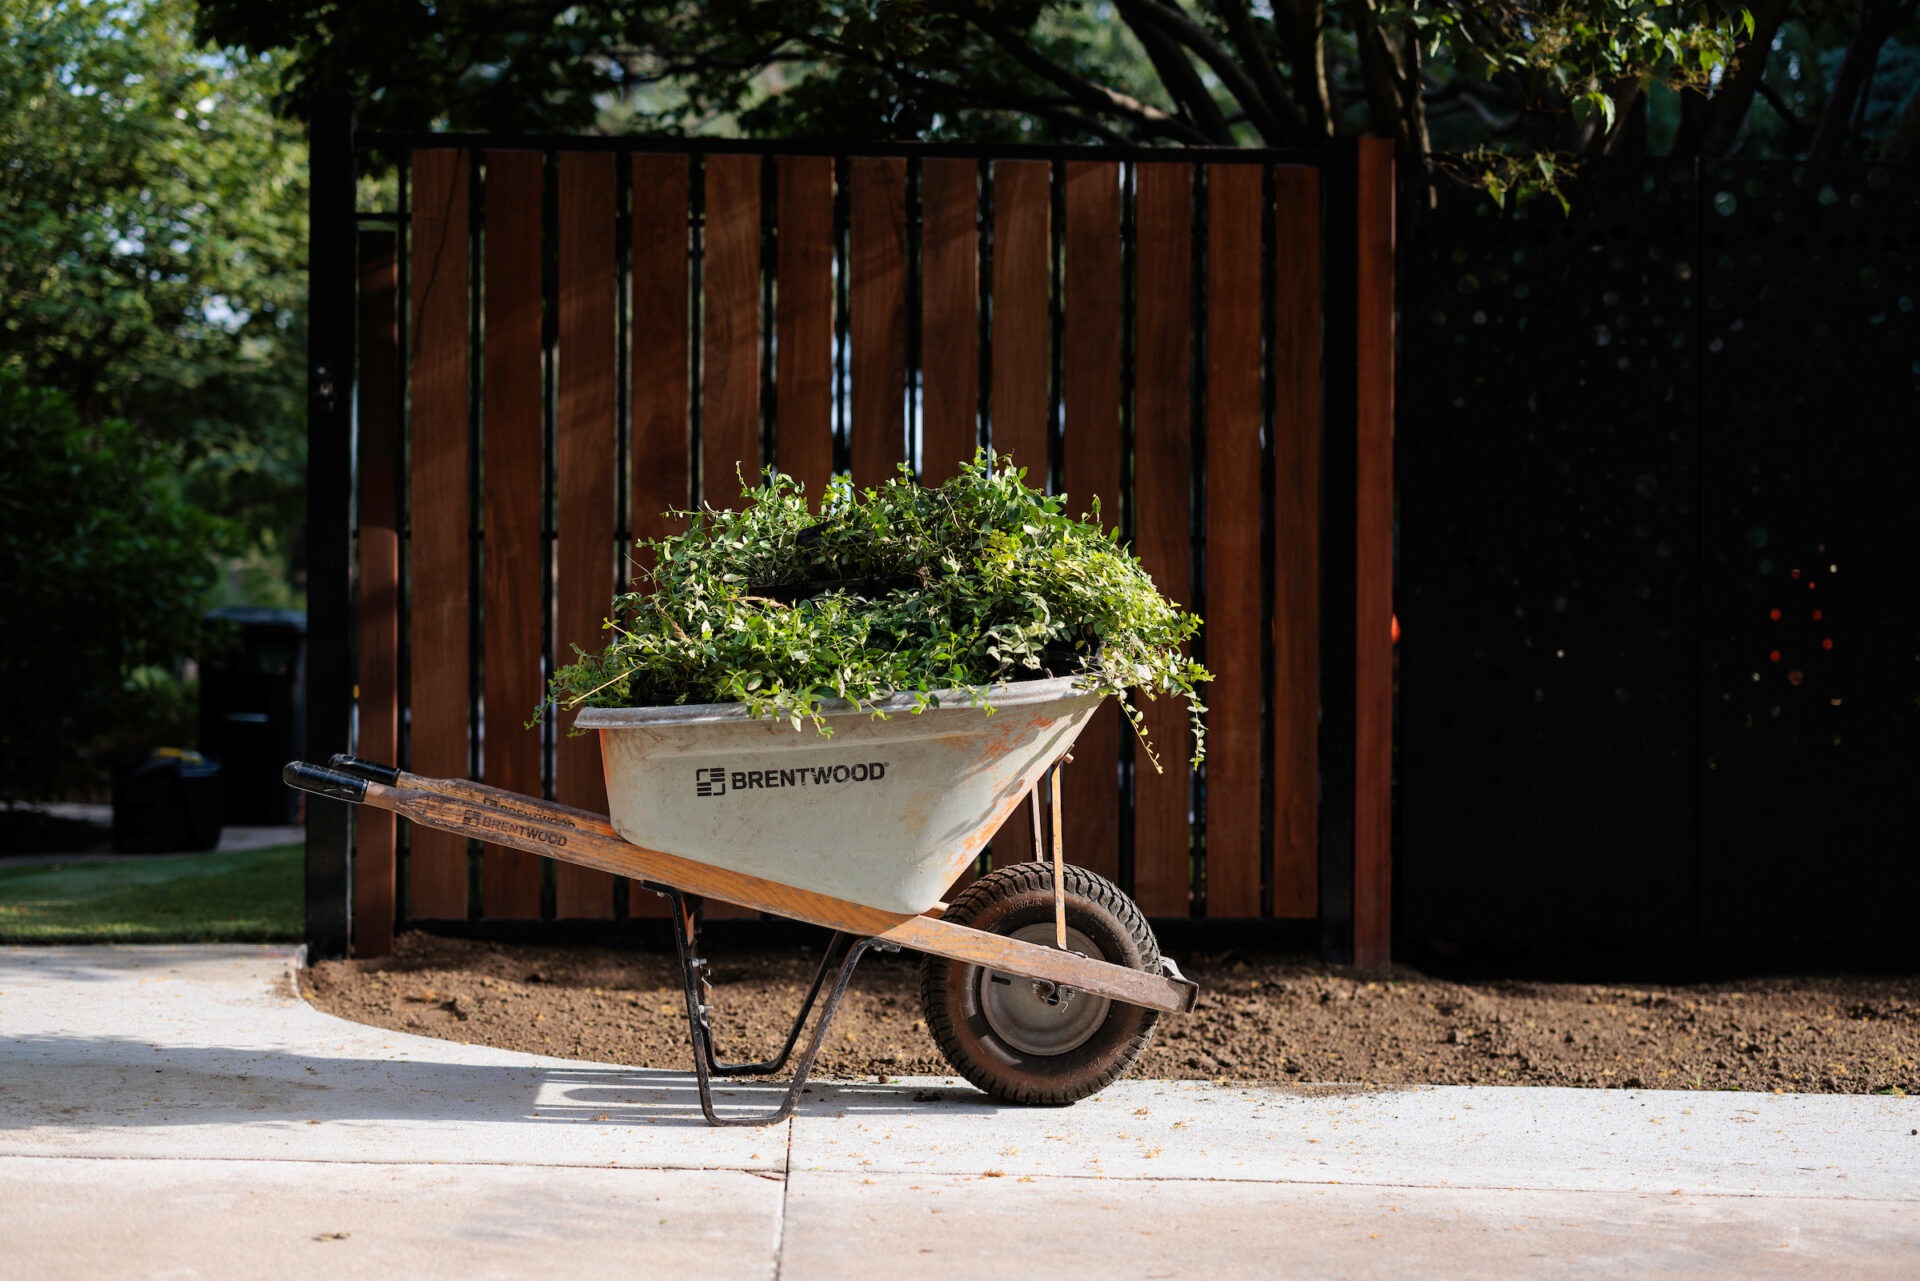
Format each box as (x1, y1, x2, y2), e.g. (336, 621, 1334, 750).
(1399, 160, 1920, 944)
(1697, 162, 1920, 940)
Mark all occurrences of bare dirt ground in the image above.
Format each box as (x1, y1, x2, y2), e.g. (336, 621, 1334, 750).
(302, 932, 1919, 1095)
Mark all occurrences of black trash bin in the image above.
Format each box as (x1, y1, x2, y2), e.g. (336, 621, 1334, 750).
(112, 750, 224, 852)
(198, 608, 306, 825)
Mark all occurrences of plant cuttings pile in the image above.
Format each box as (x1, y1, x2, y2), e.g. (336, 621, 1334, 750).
(544, 453, 1209, 767)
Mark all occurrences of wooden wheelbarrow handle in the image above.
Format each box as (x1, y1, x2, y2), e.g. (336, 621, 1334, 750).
(287, 761, 1199, 1016)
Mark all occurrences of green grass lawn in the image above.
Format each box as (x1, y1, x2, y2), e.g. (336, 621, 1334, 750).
(0, 844, 302, 943)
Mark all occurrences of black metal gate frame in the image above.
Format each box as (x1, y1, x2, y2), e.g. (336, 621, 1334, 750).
(303, 91, 1378, 961)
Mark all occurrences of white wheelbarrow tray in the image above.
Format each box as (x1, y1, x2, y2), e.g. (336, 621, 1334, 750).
(575, 674, 1101, 915)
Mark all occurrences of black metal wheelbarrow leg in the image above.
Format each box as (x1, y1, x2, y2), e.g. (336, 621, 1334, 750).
(652, 884, 888, 1127)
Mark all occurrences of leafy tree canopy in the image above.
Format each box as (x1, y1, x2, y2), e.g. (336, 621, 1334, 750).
(2, 0, 308, 582)
(199, 1, 1920, 202)
(0, 372, 223, 801)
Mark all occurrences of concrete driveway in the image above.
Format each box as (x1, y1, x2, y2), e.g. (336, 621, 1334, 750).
(3, 944, 1915, 1279)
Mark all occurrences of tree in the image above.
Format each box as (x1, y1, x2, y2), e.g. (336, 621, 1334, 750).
(1, 0, 309, 586)
(0, 372, 222, 802)
(196, 2, 1918, 201)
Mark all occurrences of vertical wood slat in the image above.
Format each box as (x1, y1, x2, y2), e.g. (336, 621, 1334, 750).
(849, 157, 907, 489)
(554, 151, 619, 919)
(1202, 165, 1265, 918)
(1271, 166, 1321, 919)
(776, 157, 835, 504)
(405, 149, 473, 920)
(927, 160, 987, 898)
(920, 159, 979, 481)
(353, 230, 400, 956)
(703, 155, 763, 506)
(695, 154, 765, 920)
(479, 151, 545, 919)
(989, 159, 1051, 480)
(1131, 163, 1195, 917)
(627, 154, 691, 918)
(1061, 161, 1123, 884)
(631, 156, 691, 570)
(1354, 139, 1396, 966)
(984, 159, 1052, 867)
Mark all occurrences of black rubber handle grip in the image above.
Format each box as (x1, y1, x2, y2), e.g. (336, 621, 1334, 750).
(282, 761, 369, 804)
(326, 755, 402, 785)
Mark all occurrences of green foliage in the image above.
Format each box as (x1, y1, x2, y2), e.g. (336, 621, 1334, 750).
(1394, 2, 1742, 88)
(0, 372, 224, 801)
(0, 843, 302, 942)
(545, 453, 1210, 769)
(209, 1, 1920, 198)
(195, 0, 1823, 184)
(0, 0, 307, 584)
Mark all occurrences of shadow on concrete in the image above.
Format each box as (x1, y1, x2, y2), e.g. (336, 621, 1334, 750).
(0, 1033, 997, 1131)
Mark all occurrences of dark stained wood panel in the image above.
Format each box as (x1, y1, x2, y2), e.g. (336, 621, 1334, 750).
(631, 155, 691, 575)
(1271, 165, 1321, 919)
(405, 149, 473, 920)
(1202, 164, 1264, 918)
(478, 150, 545, 920)
(849, 156, 907, 489)
(776, 156, 835, 506)
(989, 159, 1051, 484)
(983, 159, 1052, 867)
(627, 154, 691, 919)
(353, 230, 400, 956)
(1130, 163, 1195, 917)
(702, 155, 763, 507)
(554, 151, 619, 918)
(1354, 139, 1396, 966)
(1061, 161, 1123, 883)
(696, 155, 768, 921)
(920, 158, 980, 481)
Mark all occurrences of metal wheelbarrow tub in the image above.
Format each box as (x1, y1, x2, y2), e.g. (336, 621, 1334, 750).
(576, 674, 1101, 915)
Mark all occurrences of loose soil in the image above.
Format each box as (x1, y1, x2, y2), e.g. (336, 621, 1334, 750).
(303, 932, 1919, 1095)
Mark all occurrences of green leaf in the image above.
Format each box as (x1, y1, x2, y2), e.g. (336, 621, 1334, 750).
(541, 453, 1210, 765)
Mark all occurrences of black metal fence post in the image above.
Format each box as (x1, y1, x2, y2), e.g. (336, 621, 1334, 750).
(305, 91, 357, 959)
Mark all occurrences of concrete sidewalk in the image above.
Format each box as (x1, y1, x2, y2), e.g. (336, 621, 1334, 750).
(2, 946, 1915, 1279)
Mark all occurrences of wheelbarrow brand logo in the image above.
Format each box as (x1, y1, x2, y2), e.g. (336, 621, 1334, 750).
(694, 762, 889, 796)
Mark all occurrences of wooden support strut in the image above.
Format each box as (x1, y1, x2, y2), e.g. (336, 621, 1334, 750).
(289, 762, 1199, 1016)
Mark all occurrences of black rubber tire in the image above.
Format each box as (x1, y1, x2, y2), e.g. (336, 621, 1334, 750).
(919, 862, 1161, 1105)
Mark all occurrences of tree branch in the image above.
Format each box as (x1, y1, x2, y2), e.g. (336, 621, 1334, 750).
(1598, 79, 1644, 156)
(1130, 0, 1308, 145)
(1345, 0, 1410, 143)
(1686, 0, 1792, 157)
(958, 6, 1210, 144)
(1883, 83, 1920, 161)
(1754, 77, 1812, 142)
(1114, 0, 1239, 143)
(786, 27, 1141, 146)
(1267, 0, 1333, 137)
(1808, 0, 1916, 162)
(1211, 0, 1297, 132)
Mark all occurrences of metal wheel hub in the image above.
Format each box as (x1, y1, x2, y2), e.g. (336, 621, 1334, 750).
(978, 923, 1112, 1056)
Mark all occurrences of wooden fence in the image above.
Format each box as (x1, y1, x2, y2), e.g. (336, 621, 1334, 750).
(304, 106, 1394, 963)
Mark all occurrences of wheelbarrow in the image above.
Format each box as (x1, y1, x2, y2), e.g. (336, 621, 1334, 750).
(283, 675, 1198, 1126)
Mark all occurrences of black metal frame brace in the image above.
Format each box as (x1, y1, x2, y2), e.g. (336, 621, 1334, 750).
(647, 884, 888, 1126)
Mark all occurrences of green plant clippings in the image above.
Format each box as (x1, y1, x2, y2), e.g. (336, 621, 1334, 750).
(541, 452, 1210, 769)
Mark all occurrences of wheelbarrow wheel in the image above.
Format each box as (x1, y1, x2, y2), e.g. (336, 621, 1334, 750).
(919, 862, 1161, 1105)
